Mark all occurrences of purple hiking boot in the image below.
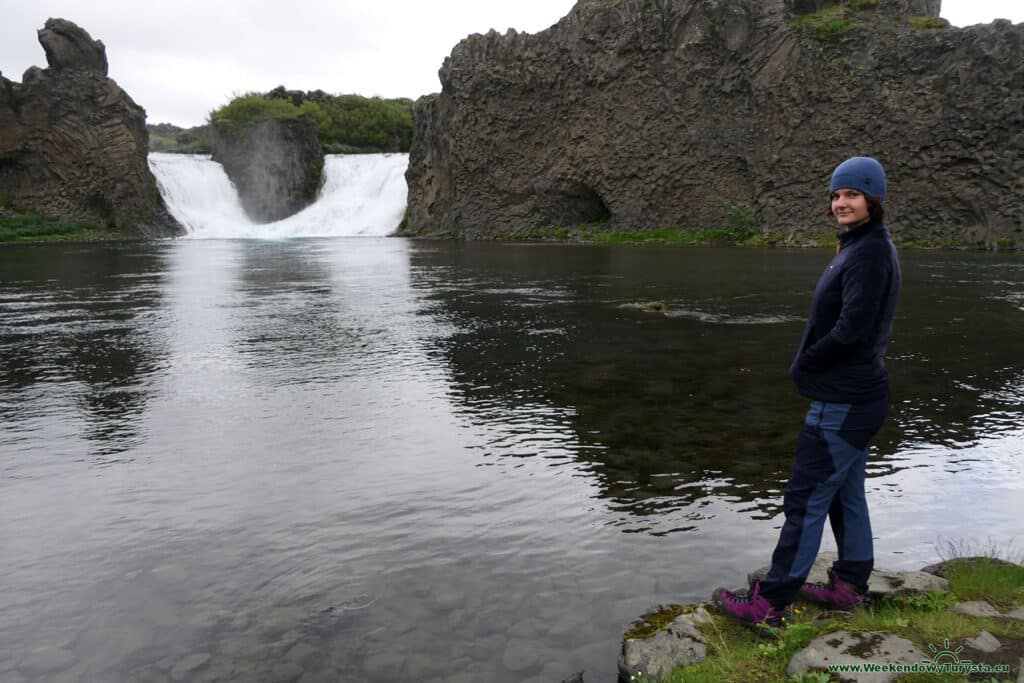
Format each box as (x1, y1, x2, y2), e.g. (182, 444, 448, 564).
(710, 581, 787, 636)
(798, 568, 867, 609)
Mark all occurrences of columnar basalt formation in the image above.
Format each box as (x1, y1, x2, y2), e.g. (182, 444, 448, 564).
(0, 19, 182, 238)
(211, 116, 324, 224)
(402, 0, 1023, 247)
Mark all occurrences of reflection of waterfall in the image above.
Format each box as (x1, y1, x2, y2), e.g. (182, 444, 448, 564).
(148, 153, 408, 239)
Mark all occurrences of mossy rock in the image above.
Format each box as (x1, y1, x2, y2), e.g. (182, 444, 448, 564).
(920, 557, 1024, 579)
(909, 15, 950, 30)
(624, 604, 687, 640)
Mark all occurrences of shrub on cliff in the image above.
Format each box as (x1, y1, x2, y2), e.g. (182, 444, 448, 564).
(211, 93, 310, 128)
(210, 90, 413, 154)
(302, 94, 413, 153)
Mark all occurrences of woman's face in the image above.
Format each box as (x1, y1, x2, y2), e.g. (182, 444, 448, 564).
(830, 189, 870, 228)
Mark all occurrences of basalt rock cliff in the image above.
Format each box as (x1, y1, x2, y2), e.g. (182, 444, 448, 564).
(211, 116, 323, 223)
(0, 19, 182, 238)
(402, 0, 1023, 247)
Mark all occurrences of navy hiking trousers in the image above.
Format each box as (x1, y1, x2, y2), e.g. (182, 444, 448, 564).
(759, 396, 888, 608)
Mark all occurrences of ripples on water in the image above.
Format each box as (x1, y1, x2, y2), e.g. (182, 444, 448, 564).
(1, 240, 1022, 682)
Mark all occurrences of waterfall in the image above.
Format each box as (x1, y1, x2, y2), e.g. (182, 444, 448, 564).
(148, 153, 409, 239)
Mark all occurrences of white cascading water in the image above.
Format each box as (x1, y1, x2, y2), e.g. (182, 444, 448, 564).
(148, 152, 409, 238)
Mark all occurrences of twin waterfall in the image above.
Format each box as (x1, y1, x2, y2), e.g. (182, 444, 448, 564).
(148, 153, 409, 239)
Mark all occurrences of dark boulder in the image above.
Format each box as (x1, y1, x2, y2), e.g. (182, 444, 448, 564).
(0, 19, 182, 238)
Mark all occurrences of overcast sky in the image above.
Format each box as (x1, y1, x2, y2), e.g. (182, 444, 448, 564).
(1, 0, 1021, 127)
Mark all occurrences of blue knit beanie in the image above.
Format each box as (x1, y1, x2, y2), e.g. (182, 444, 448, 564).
(829, 157, 887, 204)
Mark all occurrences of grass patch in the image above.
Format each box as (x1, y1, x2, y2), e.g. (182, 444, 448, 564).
(937, 538, 1024, 607)
(638, 550, 1024, 683)
(590, 228, 704, 245)
(640, 617, 826, 682)
(447, 203, 759, 246)
(945, 559, 1024, 608)
(909, 15, 950, 30)
(588, 228, 742, 246)
(491, 225, 576, 241)
(492, 224, 739, 246)
(0, 211, 112, 243)
(792, 6, 856, 41)
(890, 236, 987, 250)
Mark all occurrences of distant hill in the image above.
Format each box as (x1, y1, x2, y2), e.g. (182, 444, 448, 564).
(147, 123, 212, 154)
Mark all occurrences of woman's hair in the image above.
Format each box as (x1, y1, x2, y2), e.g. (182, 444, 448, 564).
(825, 194, 885, 221)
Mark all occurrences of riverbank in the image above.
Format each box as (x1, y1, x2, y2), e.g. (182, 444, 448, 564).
(622, 552, 1024, 682)
(3, 208, 1020, 250)
(0, 209, 121, 243)
(410, 226, 1021, 251)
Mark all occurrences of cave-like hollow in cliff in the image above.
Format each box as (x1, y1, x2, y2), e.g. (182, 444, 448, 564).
(551, 180, 612, 227)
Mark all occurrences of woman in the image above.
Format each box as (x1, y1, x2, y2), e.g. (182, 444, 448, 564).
(712, 156, 902, 631)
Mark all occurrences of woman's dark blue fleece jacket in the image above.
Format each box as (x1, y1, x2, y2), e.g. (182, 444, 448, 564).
(790, 219, 901, 404)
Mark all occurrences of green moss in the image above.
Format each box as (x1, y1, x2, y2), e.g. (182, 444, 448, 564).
(745, 234, 783, 247)
(624, 604, 686, 640)
(894, 236, 963, 249)
(908, 15, 950, 30)
(302, 157, 325, 202)
(495, 223, 755, 246)
(792, 6, 856, 41)
(490, 224, 579, 241)
(0, 211, 112, 242)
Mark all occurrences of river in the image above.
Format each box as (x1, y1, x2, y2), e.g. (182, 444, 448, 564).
(1, 237, 1022, 682)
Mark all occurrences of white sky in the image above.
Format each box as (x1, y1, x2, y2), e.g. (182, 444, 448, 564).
(1, 0, 1021, 127)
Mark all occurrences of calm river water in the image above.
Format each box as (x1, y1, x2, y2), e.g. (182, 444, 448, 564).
(1, 239, 1022, 683)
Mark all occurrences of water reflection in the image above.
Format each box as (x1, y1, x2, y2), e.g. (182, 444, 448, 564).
(408, 243, 1024, 532)
(888, 253, 1024, 452)
(1, 240, 1022, 683)
(0, 244, 167, 466)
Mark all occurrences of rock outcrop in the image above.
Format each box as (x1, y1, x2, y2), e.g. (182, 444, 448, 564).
(0, 19, 182, 238)
(211, 116, 323, 223)
(786, 631, 926, 682)
(621, 553, 1024, 681)
(403, 0, 1023, 247)
(619, 605, 711, 680)
(749, 551, 951, 597)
